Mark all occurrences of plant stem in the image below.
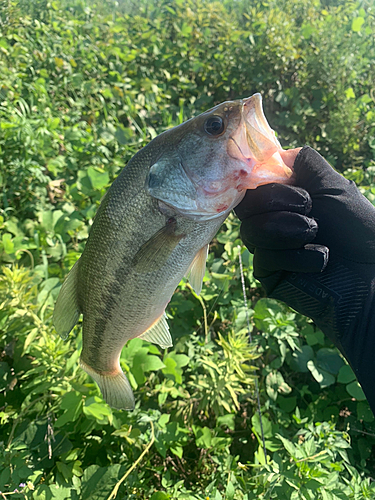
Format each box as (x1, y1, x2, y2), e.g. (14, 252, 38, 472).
(186, 283, 208, 343)
(106, 421, 155, 500)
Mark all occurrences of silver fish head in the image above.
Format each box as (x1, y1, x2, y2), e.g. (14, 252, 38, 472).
(147, 93, 293, 221)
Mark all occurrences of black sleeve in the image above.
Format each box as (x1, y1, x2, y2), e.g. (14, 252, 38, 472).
(235, 146, 375, 413)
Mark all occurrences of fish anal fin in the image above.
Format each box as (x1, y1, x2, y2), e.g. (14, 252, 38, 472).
(132, 218, 184, 273)
(185, 244, 209, 296)
(53, 260, 81, 340)
(80, 358, 135, 410)
(139, 313, 172, 348)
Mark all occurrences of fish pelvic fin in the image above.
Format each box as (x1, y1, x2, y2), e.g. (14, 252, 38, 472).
(139, 313, 172, 348)
(53, 260, 81, 340)
(185, 244, 209, 296)
(80, 358, 135, 410)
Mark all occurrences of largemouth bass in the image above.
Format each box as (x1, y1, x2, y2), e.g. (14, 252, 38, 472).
(54, 93, 294, 410)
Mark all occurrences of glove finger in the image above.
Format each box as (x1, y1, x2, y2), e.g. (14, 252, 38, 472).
(294, 147, 375, 261)
(240, 212, 318, 251)
(235, 183, 312, 220)
(253, 244, 329, 278)
(293, 146, 351, 195)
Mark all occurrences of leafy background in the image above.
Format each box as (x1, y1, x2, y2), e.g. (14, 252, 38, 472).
(0, 0, 375, 498)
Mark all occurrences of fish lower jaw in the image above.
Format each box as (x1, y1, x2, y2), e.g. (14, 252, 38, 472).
(236, 153, 294, 190)
(157, 199, 225, 221)
(194, 185, 245, 216)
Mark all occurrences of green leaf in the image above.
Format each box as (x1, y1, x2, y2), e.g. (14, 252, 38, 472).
(87, 167, 109, 190)
(345, 87, 355, 99)
(162, 353, 188, 384)
(150, 493, 170, 500)
(266, 371, 291, 400)
(217, 414, 235, 430)
(54, 57, 64, 67)
(305, 329, 325, 346)
(351, 17, 365, 32)
(47, 156, 66, 176)
(37, 277, 60, 303)
(83, 397, 112, 423)
(346, 381, 366, 400)
(301, 24, 314, 39)
(4, 219, 23, 237)
(356, 402, 374, 422)
(158, 413, 170, 428)
(41, 209, 64, 233)
(0, 467, 11, 489)
(55, 392, 83, 427)
(252, 413, 273, 439)
(337, 364, 356, 384)
(142, 355, 166, 372)
(81, 464, 125, 500)
(275, 91, 288, 107)
(115, 126, 134, 144)
(193, 426, 212, 449)
(131, 350, 165, 384)
(170, 445, 183, 458)
(121, 338, 144, 361)
(226, 481, 235, 500)
(171, 354, 190, 368)
(289, 345, 314, 373)
(181, 23, 192, 37)
(357, 438, 372, 461)
(215, 490, 223, 500)
(277, 434, 297, 457)
(278, 396, 297, 413)
(56, 461, 73, 481)
(316, 348, 344, 375)
(307, 360, 335, 388)
(2, 233, 14, 254)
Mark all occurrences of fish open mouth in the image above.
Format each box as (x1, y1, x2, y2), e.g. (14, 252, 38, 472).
(149, 93, 294, 221)
(227, 93, 293, 189)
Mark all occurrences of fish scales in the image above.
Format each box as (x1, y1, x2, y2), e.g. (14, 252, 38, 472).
(54, 93, 294, 409)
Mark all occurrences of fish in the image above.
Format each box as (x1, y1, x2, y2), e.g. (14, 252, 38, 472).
(53, 93, 293, 410)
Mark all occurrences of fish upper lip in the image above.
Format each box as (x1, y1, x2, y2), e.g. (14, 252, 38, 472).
(228, 93, 280, 164)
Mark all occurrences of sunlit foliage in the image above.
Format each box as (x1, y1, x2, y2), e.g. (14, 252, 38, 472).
(0, 0, 375, 498)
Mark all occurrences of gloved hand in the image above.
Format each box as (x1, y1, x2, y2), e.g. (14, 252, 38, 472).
(235, 146, 375, 413)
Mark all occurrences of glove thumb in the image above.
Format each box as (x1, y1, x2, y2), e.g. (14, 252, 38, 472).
(290, 146, 350, 195)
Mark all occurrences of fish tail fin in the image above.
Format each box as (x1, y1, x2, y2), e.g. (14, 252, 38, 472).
(80, 358, 135, 410)
(54, 260, 81, 340)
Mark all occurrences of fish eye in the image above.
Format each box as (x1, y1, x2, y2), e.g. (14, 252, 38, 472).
(204, 115, 225, 136)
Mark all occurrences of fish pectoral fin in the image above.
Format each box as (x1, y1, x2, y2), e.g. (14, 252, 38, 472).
(185, 244, 209, 296)
(132, 218, 184, 273)
(139, 314, 173, 348)
(53, 260, 81, 340)
(80, 358, 135, 410)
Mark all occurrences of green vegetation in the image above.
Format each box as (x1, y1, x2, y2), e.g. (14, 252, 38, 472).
(1, 0, 375, 498)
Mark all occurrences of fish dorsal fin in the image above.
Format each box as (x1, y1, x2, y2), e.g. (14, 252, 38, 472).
(53, 260, 81, 340)
(132, 218, 184, 273)
(139, 314, 172, 348)
(185, 244, 209, 296)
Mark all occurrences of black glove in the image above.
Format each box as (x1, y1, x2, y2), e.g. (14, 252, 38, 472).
(235, 146, 375, 413)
